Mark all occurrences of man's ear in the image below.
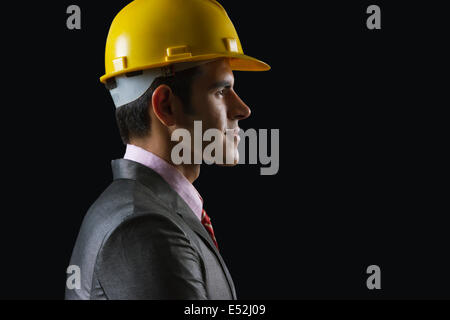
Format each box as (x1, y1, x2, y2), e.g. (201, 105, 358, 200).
(151, 84, 176, 127)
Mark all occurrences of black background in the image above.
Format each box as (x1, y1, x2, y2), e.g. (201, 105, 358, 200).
(1, 1, 448, 299)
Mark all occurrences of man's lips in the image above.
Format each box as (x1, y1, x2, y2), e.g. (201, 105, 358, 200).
(224, 127, 240, 136)
(224, 127, 241, 143)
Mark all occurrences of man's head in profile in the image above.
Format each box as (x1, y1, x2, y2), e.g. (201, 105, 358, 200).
(66, 0, 269, 300)
(114, 58, 252, 179)
(102, 0, 270, 178)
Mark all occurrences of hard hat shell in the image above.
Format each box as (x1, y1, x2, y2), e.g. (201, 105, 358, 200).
(100, 0, 270, 83)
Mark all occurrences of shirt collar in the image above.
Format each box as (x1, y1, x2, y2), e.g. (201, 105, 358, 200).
(123, 144, 203, 221)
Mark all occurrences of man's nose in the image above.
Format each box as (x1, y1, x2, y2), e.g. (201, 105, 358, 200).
(227, 90, 251, 121)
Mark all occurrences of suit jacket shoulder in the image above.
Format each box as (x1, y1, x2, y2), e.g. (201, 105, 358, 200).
(65, 159, 236, 300)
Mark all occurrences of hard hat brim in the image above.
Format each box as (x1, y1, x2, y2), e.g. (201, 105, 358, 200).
(100, 53, 270, 83)
(228, 53, 271, 72)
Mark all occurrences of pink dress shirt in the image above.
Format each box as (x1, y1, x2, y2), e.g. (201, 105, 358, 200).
(123, 144, 203, 221)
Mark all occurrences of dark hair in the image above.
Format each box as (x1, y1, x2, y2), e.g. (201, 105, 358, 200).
(112, 66, 202, 145)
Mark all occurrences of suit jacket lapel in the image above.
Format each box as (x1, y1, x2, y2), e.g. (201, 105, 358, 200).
(112, 159, 237, 299)
(174, 198, 237, 299)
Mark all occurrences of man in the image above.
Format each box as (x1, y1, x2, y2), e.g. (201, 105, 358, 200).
(66, 0, 269, 300)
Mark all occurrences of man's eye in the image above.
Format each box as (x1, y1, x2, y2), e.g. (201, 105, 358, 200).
(216, 85, 232, 97)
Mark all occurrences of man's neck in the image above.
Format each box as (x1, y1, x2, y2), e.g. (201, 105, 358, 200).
(129, 139, 200, 183)
(173, 163, 201, 184)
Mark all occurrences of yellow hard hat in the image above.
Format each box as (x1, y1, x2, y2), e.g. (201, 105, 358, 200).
(100, 0, 270, 84)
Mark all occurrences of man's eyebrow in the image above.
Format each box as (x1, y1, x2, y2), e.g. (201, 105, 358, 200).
(208, 80, 233, 90)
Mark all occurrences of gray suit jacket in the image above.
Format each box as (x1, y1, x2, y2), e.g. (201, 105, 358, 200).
(65, 159, 237, 300)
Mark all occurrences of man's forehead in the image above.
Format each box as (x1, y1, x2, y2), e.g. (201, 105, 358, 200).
(198, 58, 234, 84)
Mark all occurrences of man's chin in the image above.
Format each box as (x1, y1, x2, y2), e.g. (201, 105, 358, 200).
(217, 152, 239, 167)
(203, 146, 239, 166)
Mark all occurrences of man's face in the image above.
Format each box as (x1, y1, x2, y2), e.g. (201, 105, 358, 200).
(176, 59, 251, 165)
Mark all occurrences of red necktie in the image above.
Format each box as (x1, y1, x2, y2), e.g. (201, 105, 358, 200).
(201, 209, 219, 251)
